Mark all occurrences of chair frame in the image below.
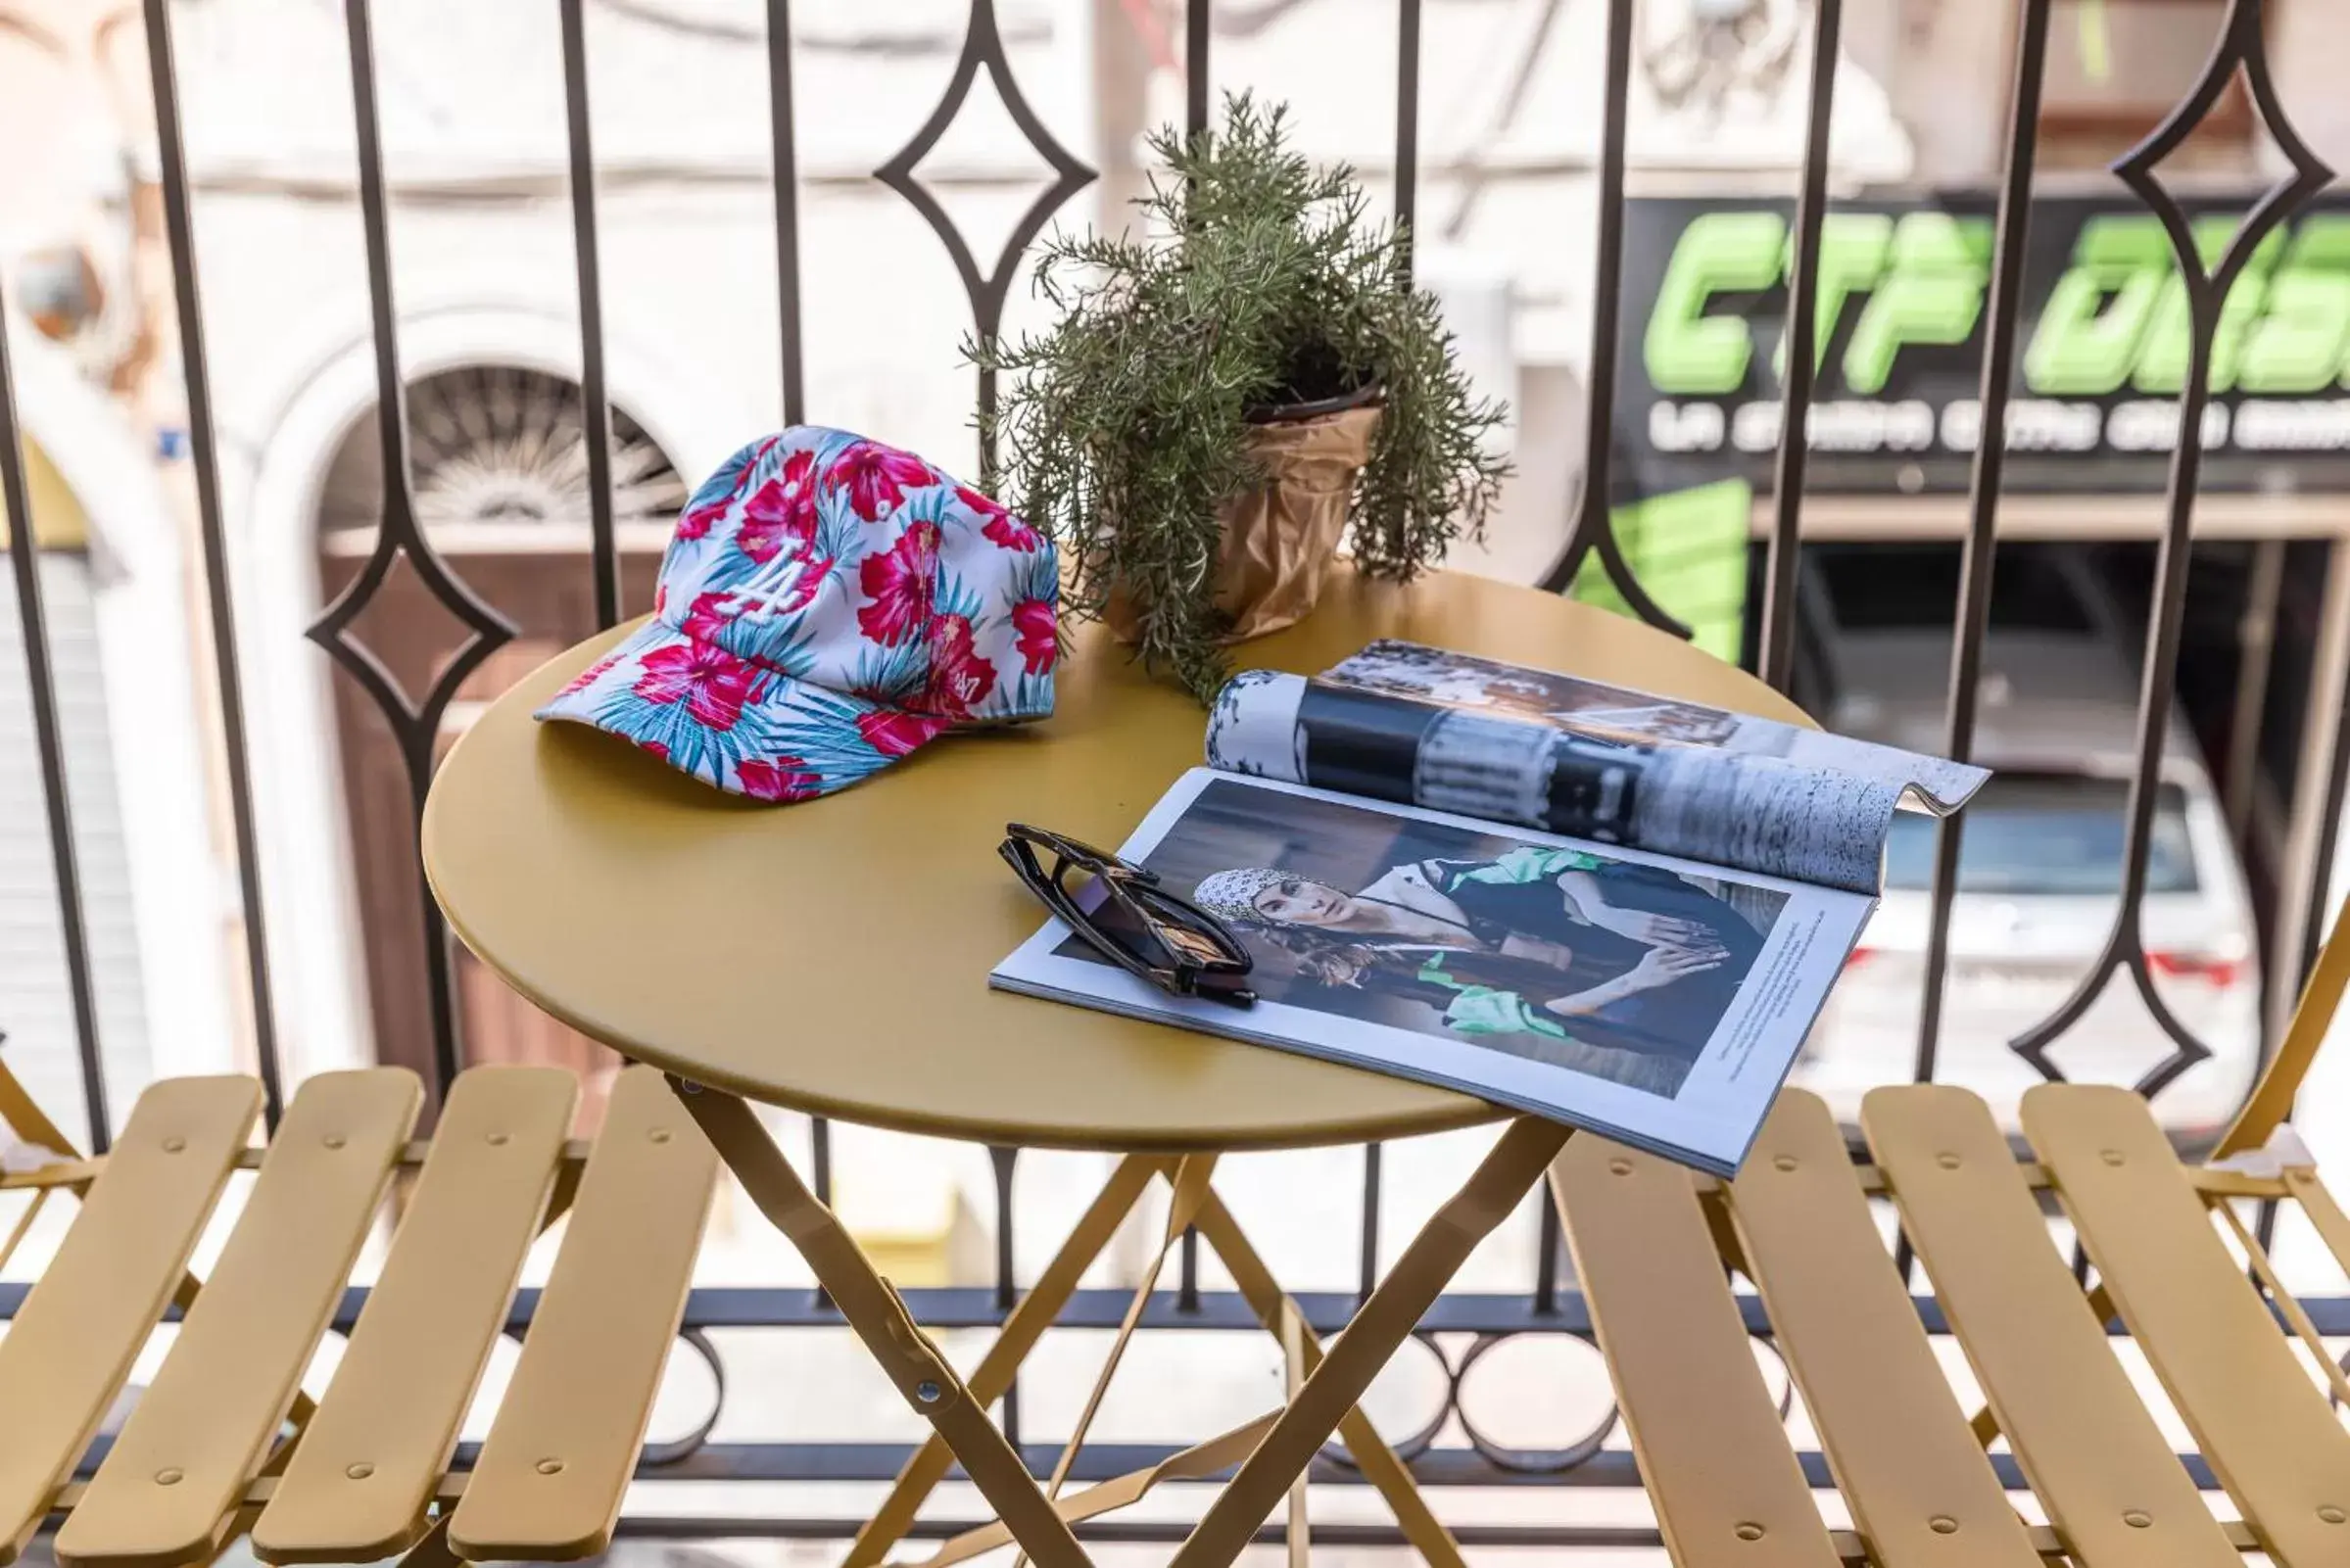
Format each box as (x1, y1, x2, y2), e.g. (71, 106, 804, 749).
(4, 900, 2349, 1568)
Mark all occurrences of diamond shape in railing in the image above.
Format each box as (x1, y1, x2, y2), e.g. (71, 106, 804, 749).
(2009, 0, 2331, 1107)
(2110, 0, 2333, 314)
(874, 0, 1094, 481)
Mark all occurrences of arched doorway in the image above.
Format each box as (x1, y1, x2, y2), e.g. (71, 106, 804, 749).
(314, 363, 685, 1128)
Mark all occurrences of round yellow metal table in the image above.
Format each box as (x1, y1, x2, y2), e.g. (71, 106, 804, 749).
(421, 568, 1807, 1568)
(423, 568, 1804, 1152)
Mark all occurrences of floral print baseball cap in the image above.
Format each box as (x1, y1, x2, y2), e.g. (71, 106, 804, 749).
(535, 425, 1057, 800)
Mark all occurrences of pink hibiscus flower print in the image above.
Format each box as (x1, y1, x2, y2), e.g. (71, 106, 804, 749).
(857, 520, 939, 645)
(921, 614, 997, 719)
(829, 441, 936, 522)
(633, 640, 758, 731)
(674, 493, 729, 542)
(639, 739, 671, 762)
(736, 453, 820, 564)
(737, 756, 821, 801)
(556, 650, 624, 698)
(960, 486, 1041, 551)
(682, 590, 741, 642)
(856, 709, 949, 757)
(1012, 597, 1057, 676)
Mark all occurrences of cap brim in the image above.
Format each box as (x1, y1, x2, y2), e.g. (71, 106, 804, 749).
(533, 619, 952, 801)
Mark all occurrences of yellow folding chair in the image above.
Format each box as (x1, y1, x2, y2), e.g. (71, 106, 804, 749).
(11, 912, 2350, 1567)
(1553, 900, 2350, 1566)
(0, 1063, 715, 1568)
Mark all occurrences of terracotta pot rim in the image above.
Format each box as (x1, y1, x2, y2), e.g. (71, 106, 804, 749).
(1244, 379, 1383, 425)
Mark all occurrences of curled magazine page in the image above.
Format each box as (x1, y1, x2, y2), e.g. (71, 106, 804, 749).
(1638, 748, 1901, 893)
(1207, 668, 1912, 890)
(1325, 640, 1990, 813)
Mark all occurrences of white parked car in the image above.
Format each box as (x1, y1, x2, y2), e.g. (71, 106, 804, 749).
(1796, 629, 2263, 1140)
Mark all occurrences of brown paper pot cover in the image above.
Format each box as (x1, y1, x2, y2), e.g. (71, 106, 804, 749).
(1110, 402, 1382, 644)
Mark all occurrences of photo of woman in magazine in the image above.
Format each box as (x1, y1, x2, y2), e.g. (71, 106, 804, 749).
(1052, 781, 1786, 1100)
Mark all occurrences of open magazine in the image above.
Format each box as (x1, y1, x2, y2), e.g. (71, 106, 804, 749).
(992, 641, 1989, 1176)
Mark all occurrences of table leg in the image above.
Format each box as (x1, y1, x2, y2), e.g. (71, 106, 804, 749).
(1015, 1157, 1220, 1568)
(912, 1165, 1472, 1568)
(1171, 1117, 1573, 1568)
(1190, 1193, 1467, 1568)
(917, 1414, 1279, 1568)
(671, 1082, 1094, 1568)
(679, 1079, 1557, 1568)
(1277, 1302, 1308, 1568)
(844, 1154, 1168, 1568)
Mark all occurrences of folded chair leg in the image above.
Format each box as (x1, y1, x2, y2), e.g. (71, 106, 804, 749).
(1968, 1403, 1999, 1448)
(672, 1080, 1092, 1568)
(1170, 1118, 1572, 1568)
(2213, 1198, 2350, 1407)
(2286, 1166, 2350, 1276)
(0, 1187, 49, 1273)
(0, 1056, 82, 1163)
(396, 1515, 460, 1568)
(843, 1155, 1166, 1568)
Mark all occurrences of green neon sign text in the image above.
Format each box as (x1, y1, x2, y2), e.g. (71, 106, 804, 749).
(1642, 206, 2350, 399)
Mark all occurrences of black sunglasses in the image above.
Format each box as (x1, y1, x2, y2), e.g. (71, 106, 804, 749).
(999, 824, 1257, 1007)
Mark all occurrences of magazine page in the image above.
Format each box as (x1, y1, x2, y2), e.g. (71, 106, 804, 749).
(1330, 640, 1989, 806)
(1203, 642, 1990, 894)
(990, 769, 1875, 1177)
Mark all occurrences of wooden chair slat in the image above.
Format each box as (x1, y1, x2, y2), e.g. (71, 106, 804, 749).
(1727, 1092, 2039, 1566)
(2024, 1083, 2350, 1565)
(253, 1068, 578, 1565)
(1863, 1084, 2238, 1568)
(0, 1078, 260, 1567)
(53, 1071, 420, 1568)
(1552, 1135, 1839, 1568)
(448, 1067, 717, 1563)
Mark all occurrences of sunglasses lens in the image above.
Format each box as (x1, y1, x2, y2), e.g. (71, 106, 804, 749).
(1003, 829, 1251, 1004)
(1126, 882, 1247, 969)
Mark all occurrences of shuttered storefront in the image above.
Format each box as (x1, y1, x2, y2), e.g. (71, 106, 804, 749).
(0, 553, 150, 1152)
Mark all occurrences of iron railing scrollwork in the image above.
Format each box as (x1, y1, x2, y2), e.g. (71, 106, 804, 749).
(1909, 0, 2052, 1102)
(873, 0, 1095, 488)
(558, 0, 624, 634)
(1184, 0, 1211, 141)
(1753, 0, 1845, 695)
(639, 1327, 731, 1467)
(2011, 0, 2333, 1098)
(1535, 0, 1693, 636)
(141, 0, 286, 1130)
(305, 0, 519, 1104)
(768, 0, 808, 428)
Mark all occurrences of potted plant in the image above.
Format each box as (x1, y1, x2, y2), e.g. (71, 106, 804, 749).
(974, 94, 1510, 701)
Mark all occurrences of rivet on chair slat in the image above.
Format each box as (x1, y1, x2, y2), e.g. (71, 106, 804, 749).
(1726, 1091, 2040, 1567)
(448, 1067, 718, 1563)
(2024, 1083, 2350, 1567)
(1552, 1135, 1840, 1568)
(53, 1070, 421, 1568)
(253, 1068, 579, 1564)
(1863, 1084, 2239, 1568)
(0, 1077, 260, 1567)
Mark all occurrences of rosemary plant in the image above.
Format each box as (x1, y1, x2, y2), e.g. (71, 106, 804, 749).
(973, 94, 1510, 700)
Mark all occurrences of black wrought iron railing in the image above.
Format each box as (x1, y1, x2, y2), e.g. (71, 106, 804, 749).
(7, 0, 2350, 1553)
